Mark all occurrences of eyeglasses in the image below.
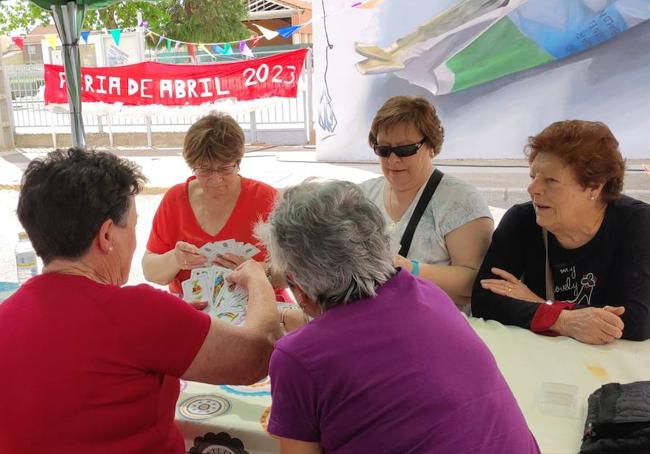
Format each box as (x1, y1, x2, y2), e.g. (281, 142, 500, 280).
(192, 163, 239, 178)
(372, 138, 427, 158)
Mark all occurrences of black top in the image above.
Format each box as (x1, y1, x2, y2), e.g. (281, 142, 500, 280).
(472, 195, 650, 341)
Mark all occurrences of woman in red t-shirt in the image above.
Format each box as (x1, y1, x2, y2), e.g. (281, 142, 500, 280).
(143, 113, 283, 302)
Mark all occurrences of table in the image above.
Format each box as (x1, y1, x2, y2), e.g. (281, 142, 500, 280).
(175, 317, 650, 454)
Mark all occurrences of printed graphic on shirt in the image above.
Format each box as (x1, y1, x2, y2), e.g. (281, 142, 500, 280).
(189, 431, 248, 454)
(555, 265, 597, 305)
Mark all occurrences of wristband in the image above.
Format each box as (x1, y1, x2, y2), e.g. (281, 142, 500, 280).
(410, 259, 420, 277)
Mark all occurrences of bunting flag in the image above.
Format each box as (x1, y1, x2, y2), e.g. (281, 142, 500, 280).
(187, 43, 196, 60)
(223, 43, 232, 55)
(45, 34, 58, 49)
(251, 36, 263, 48)
(238, 40, 246, 52)
(212, 44, 224, 54)
(80, 31, 90, 44)
(146, 31, 156, 44)
(174, 41, 182, 50)
(199, 44, 213, 57)
(155, 35, 164, 50)
(277, 25, 301, 39)
(253, 24, 279, 41)
(241, 42, 254, 58)
(11, 36, 25, 49)
(110, 29, 121, 46)
(166, 38, 172, 50)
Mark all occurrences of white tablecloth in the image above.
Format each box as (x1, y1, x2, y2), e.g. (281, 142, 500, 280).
(176, 318, 650, 453)
(469, 317, 650, 454)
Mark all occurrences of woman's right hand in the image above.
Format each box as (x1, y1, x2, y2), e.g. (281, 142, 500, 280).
(174, 241, 207, 270)
(551, 306, 625, 344)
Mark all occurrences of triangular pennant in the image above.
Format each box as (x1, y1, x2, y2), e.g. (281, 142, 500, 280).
(11, 36, 25, 49)
(224, 43, 232, 55)
(253, 24, 279, 41)
(45, 34, 58, 49)
(251, 36, 263, 48)
(174, 41, 182, 50)
(212, 44, 224, 54)
(146, 31, 156, 44)
(166, 38, 172, 50)
(80, 31, 90, 44)
(241, 42, 254, 58)
(199, 44, 213, 57)
(238, 40, 246, 53)
(187, 43, 196, 59)
(277, 25, 301, 39)
(110, 29, 122, 46)
(155, 35, 164, 49)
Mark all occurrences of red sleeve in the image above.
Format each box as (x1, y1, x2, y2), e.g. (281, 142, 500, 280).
(146, 184, 183, 254)
(531, 301, 576, 335)
(104, 284, 211, 377)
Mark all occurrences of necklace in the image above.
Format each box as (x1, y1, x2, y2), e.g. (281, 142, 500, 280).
(384, 185, 400, 232)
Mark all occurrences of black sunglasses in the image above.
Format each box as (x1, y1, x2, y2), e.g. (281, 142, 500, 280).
(372, 138, 427, 158)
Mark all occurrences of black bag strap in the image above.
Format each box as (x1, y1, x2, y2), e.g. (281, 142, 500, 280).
(398, 168, 444, 257)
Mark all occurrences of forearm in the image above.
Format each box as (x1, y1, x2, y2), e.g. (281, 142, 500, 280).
(418, 263, 477, 299)
(245, 277, 283, 344)
(142, 250, 179, 285)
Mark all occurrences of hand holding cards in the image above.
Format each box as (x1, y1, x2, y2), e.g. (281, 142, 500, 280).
(181, 265, 249, 325)
(197, 238, 260, 263)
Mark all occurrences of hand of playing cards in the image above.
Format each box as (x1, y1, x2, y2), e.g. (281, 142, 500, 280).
(197, 239, 260, 263)
(182, 265, 249, 325)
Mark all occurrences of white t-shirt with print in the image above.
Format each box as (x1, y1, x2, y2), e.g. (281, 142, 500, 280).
(359, 173, 492, 265)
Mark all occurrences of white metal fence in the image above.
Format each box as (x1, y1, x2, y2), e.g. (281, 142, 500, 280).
(5, 46, 313, 146)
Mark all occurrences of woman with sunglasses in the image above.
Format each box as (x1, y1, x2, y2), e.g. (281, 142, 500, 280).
(142, 112, 279, 301)
(360, 96, 493, 309)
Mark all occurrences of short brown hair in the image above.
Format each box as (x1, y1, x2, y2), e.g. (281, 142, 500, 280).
(183, 112, 245, 168)
(368, 96, 445, 156)
(526, 120, 625, 203)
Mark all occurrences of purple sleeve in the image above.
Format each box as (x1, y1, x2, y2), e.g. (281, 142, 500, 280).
(267, 347, 320, 442)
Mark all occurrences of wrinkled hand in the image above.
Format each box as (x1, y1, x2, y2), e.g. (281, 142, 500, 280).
(393, 255, 413, 273)
(174, 241, 207, 270)
(213, 252, 246, 270)
(480, 267, 545, 303)
(226, 260, 267, 290)
(552, 306, 625, 344)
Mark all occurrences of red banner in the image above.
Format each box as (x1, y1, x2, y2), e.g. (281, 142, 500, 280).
(44, 48, 308, 106)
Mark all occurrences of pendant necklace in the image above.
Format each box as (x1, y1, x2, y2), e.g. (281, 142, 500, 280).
(385, 185, 400, 232)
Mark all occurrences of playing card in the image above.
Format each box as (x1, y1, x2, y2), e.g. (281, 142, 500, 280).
(181, 275, 211, 303)
(198, 242, 219, 260)
(240, 243, 261, 260)
(191, 266, 216, 299)
(215, 239, 236, 255)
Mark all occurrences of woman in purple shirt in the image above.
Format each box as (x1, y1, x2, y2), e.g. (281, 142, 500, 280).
(256, 178, 540, 454)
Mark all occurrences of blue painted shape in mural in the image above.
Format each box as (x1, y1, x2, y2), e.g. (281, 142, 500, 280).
(509, 0, 643, 59)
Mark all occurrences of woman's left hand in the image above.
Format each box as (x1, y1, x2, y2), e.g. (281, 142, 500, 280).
(213, 252, 247, 270)
(480, 267, 545, 303)
(393, 255, 413, 272)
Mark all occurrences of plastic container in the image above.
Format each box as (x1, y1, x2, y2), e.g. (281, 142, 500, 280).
(15, 231, 38, 285)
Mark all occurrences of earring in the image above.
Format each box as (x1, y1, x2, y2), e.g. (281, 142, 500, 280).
(590, 194, 596, 201)
(108, 246, 114, 252)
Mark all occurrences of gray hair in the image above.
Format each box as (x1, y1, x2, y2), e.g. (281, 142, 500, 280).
(256, 178, 395, 311)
